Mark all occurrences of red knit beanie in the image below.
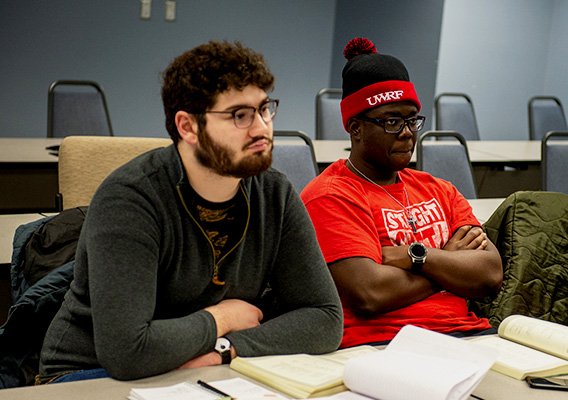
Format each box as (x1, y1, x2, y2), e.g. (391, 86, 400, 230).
(340, 38, 421, 131)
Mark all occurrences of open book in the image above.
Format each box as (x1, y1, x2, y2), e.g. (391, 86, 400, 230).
(230, 345, 377, 398)
(231, 325, 497, 399)
(340, 325, 497, 400)
(472, 314, 568, 380)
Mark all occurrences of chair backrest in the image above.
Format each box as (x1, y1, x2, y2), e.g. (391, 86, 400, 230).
(57, 136, 172, 210)
(542, 131, 568, 194)
(272, 130, 318, 193)
(48, 80, 114, 138)
(434, 93, 480, 140)
(416, 130, 477, 199)
(528, 96, 567, 141)
(315, 88, 346, 140)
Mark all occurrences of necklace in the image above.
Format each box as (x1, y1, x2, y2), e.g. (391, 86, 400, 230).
(347, 158, 418, 233)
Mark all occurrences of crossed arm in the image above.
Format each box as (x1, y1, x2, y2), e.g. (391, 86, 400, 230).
(329, 225, 503, 316)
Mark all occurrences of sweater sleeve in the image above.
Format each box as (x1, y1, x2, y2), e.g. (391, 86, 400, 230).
(85, 180, 218, 380)
(225, 188, 344, 357)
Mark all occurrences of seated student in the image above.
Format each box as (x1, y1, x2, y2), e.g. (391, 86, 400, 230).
(37, 40, 343, 383)
(300, 38, 502, 348)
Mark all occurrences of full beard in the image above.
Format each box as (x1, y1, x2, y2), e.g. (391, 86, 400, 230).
(195, 128, 273, 179)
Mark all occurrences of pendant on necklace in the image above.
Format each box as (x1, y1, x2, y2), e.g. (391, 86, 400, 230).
(408, 213, 418, 234)
(347, 159, 418, 234)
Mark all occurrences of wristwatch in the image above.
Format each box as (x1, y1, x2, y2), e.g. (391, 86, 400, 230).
(408, 242, 428, 274)
(215, 337, 232, 364)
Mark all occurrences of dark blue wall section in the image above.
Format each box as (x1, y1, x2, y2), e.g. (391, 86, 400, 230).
(0, 1, 336, 139)
(330, 0, 444, 131)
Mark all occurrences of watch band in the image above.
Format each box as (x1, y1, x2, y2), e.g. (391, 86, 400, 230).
(410, 259, 424, 274)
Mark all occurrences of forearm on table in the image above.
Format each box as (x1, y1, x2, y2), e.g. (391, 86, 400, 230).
(227, 304, 343, 356)
(94, 309, 218, 380)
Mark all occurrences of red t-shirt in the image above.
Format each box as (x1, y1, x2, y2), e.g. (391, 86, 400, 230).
(300, 160, 491, 348)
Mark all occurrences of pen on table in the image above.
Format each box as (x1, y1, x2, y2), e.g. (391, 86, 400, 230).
(197, 379, 233, 399)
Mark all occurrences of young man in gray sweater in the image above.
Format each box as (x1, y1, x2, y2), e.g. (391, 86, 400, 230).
(38, 41, 343, 383)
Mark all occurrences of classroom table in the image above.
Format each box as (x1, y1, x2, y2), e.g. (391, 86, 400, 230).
(468, 198, 505, 224)
(0, 213, 46, 265)
(310, 140, 541, 165)
(311, 140, 542, 198)
(0, 357, 564, 400)
(467, 140, 541, 163)
(0, 138, 61, 213)
(0, 138, 541, 212)
(0, 138, 542, 166)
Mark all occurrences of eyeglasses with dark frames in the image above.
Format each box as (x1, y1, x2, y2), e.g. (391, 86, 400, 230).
(205, 99, 279, 129)
(357, 115, 426, 134)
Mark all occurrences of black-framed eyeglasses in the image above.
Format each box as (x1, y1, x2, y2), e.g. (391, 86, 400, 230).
(358, 115, 426, 134)
(205, 99, 279, 129)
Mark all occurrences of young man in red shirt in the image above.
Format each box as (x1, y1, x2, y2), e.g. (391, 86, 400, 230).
(301, 38, 502, 348)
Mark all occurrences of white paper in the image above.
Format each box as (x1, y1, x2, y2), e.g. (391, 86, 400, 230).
(128, 381, 224, 400)
(343, 325, 499, 400)
(209, 377, 287, 399)
(316, 391, 374, 400)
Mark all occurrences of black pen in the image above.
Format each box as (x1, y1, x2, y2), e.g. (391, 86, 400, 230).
(197, 379, 233, 399)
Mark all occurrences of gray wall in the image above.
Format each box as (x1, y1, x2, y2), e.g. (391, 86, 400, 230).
(435, 0, 568, 140)
(2, 0, 568, 141)
(330, 0, 445, 134)
(0, 0, 336, 139)
(545, 0, 568, 101)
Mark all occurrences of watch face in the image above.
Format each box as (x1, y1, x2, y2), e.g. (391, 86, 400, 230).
(411, 243, 427, 259)
(215, 337, 231, 352)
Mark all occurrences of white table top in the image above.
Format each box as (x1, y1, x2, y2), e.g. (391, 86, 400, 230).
(468, 198, 505, 224)
(0, 366, 242, 400)
(468, 140, 541, 163)
(311, 140, 542, 165)
(0, 138, 61, 163)
(0, 138, 542, 165)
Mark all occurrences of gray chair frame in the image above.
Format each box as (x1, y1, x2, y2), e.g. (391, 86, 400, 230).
(434, 93, 480, 140)
(272, 130, 318, 193)
(48, 80, 114, 138)
(541, 130, 568, 193)
(315, 88, 345, 140)
(528, 96, 567, 141)
(416, 130, 477, 199)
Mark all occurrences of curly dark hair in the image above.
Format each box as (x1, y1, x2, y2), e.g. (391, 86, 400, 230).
(161, 40, 275, 141)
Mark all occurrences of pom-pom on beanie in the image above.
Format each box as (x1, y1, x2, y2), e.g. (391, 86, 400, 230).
(340, 37, 421, 131)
